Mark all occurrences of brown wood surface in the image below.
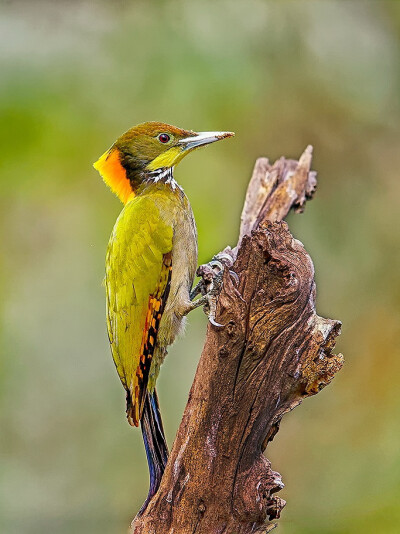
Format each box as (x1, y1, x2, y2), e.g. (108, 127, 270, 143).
(130, 147, 343, 534)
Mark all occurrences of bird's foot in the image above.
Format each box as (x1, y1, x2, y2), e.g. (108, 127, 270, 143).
(184, 270, 224, 326)
(185, 250, 238, 327)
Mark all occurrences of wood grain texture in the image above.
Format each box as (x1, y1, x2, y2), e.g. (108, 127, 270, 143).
(130, 147, 343, 533)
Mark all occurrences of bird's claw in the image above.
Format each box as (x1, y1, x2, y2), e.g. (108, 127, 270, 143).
(229, 270, 240, 286)
(203, 291, 223, 328)
(214, 252, 235, 267)
(188, 250, 238, 327)
(208, 259, 224, 273)
(208, 316, 223, 328)
(189, 281, 202, 301)
(202, 269, 224, 327)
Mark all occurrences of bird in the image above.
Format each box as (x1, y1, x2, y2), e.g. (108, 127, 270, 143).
(93, 121, 234, 508)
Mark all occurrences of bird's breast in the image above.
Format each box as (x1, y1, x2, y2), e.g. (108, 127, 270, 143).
(152, 188, 198, 347)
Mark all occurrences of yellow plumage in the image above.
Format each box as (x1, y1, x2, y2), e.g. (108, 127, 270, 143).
(106, 194, 173, 425)
(146, 146, 183, 171)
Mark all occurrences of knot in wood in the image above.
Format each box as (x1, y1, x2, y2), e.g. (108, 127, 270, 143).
(226, 320, 236, 337)
(219, 346, 229, 358)
(247, 342, 255, 354)
(198, 501, 206, 514)
(300, 318, 343, 396)
(266, 496, 286, 520)
(233, 455, 284, 523)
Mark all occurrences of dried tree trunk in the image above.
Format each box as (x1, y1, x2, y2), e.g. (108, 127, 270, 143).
(130, 146, 343, 534)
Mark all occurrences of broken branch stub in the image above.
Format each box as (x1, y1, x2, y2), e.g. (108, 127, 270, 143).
(239, 145, 317, 244)
(130, 147, 343, 534)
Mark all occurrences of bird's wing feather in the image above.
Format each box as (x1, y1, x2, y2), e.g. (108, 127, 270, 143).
(105, 195, 173, 425)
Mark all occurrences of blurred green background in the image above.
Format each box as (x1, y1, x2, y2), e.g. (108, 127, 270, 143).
(1, 1, 400, 533)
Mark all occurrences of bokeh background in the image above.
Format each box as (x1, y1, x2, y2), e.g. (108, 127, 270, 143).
(1, 1, 400, 533)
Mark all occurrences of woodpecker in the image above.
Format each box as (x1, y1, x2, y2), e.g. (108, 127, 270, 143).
(94, 122, 234, 507)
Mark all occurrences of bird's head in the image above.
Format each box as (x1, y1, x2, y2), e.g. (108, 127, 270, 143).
(94, 121, 234, 203)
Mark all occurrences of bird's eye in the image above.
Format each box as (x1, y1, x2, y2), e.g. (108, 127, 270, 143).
(158, 133, 170, 143)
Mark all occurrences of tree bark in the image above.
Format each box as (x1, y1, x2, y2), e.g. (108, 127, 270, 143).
(130, 146, 343, 534)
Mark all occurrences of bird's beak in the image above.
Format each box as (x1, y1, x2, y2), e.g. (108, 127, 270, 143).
(179, 131, 235, 151)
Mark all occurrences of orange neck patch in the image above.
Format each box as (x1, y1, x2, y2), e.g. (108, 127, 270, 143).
(93, 148, 134, 204)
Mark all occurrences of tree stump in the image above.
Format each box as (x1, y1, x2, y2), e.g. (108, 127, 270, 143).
(130, 146, 343, 533)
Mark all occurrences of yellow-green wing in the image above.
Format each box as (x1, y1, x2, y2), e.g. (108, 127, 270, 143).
(105, 195, 173, 425)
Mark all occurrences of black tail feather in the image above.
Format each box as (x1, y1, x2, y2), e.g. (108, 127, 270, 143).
(139, 389, 168, 514)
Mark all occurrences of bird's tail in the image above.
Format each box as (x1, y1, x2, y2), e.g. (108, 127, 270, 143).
(139, 389, 169, 514)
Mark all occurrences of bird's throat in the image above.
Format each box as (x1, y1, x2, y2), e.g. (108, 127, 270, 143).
(145, 167, 180, 191)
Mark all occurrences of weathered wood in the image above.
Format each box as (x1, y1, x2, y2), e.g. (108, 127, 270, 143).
(130, 147, 343, 533)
